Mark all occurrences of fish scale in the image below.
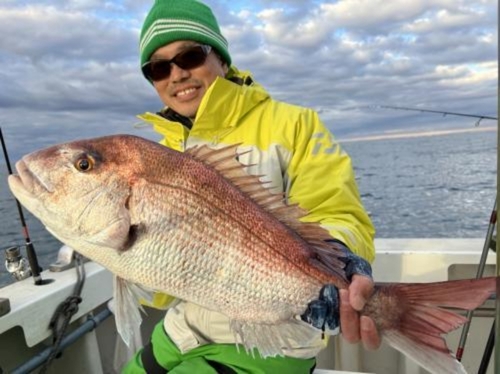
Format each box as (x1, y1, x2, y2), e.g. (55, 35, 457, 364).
(129, 169, 326, 316)
(128, 188, 317, 321)
(7, 134, 497, 373)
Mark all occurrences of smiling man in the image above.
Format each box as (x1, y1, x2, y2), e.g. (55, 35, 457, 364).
(145, 43, 227, 119)
(124, 0, 379, 373)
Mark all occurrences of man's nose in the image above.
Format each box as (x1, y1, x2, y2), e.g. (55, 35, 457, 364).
(169, 62, 190, 82)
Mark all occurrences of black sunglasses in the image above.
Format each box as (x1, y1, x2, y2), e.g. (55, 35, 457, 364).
(142, 45, 212, 82)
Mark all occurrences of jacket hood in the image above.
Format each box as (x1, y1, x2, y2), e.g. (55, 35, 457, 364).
(137, 66, 269, 132)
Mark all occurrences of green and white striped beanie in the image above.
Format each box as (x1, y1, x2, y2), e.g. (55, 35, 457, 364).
(139, 0, 231, 69)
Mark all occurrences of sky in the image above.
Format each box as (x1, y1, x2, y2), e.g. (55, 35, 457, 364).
(0, 0, 497, 161)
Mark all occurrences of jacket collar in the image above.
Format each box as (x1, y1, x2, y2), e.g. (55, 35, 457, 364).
(137, 67, 269, 134)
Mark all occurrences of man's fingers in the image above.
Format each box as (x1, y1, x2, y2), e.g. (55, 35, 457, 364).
(339, 289, 360, 344)
(360, 316, 381, 350)
(349, 275, 374, 311)
(340, 279, 381, 350)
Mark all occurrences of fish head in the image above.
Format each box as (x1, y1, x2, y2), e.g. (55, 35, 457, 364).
(7, 135, 144, 251)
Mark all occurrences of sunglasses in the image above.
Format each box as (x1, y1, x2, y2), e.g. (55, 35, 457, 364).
(142, 45, 212, 82)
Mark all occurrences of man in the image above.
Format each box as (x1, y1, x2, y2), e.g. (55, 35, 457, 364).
(124, 0, 379, 373)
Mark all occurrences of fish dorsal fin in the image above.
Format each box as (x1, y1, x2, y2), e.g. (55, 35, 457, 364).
(186, 144, 336, 251)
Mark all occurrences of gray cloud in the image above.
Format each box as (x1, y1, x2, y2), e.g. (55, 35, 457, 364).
(0, 5, 139, 62)
(0, 0, 496, 148)
(223, 0, 497, 135)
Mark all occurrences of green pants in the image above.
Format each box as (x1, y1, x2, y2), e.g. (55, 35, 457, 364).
(122, 322, 316, 374)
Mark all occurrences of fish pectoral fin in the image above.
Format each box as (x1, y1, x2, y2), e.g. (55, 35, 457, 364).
(229, 319, 320, 358)
(119, 223, 146, 252)
(112, 276, 151, 350)
(89, 214, 133, 251)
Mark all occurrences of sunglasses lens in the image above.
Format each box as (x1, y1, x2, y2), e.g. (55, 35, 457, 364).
(143, 60, 172, 82)
(143, 46, 210, 82)
(174, 47, 208, 70)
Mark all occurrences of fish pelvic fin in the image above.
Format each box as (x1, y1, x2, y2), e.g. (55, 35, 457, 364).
(367, 276, 496, 374)
(229, 318, 323, 358)
(112, 276, 154, 350)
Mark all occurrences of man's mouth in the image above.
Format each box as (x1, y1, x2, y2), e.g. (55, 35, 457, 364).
(175, 87, 198, 97)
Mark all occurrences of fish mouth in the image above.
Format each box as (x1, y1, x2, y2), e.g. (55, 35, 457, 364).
(9, 159, 52, 195)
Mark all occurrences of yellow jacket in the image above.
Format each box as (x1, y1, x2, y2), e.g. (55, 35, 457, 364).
(137, 67, 375, 357)
(139, 67, 375, 259)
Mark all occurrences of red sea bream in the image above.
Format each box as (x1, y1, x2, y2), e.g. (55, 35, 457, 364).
(7, 135, 496, 374)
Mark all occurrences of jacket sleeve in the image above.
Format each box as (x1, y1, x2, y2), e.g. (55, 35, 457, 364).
(285, 109, 376, 262)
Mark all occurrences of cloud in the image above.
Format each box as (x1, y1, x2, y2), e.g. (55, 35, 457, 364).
(0, 5, 138, 61)
(224, 0, 496, 136)
(0, 3, 158, 132)
(0, 0, 496, 149)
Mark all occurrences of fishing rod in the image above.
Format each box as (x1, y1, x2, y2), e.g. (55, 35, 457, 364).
(455, 197, 497, 364)
(372, 105, 498, 126)
(0, 127, 43, 285)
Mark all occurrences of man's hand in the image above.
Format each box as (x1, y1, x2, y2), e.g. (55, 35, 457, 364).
(339, 274, 380, 350)
(301, 240, 381, 349)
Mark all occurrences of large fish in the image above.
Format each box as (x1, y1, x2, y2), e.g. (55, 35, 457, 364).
(7, 134, 495, 374)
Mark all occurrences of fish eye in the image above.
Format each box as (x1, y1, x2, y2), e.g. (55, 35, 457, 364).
(75, 156, 94, 172)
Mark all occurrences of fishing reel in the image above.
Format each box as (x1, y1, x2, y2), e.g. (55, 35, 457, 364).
(4, 245, 32, 281)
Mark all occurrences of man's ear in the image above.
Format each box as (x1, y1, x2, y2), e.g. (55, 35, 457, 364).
(214, 52, 229, 75)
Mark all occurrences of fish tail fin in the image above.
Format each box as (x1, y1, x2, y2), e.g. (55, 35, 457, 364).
(369, 277, 496, 374)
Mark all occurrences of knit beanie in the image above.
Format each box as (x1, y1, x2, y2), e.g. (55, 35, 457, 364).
(139, 0, 231, 69)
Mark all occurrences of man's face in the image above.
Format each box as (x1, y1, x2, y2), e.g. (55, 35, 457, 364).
(150, 40, 228, 119)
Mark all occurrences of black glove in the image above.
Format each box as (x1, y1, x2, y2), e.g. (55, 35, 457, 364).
(301, 284, 340, 332)
(334, 240, 372, 280)
(301, 240, 372, 332)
